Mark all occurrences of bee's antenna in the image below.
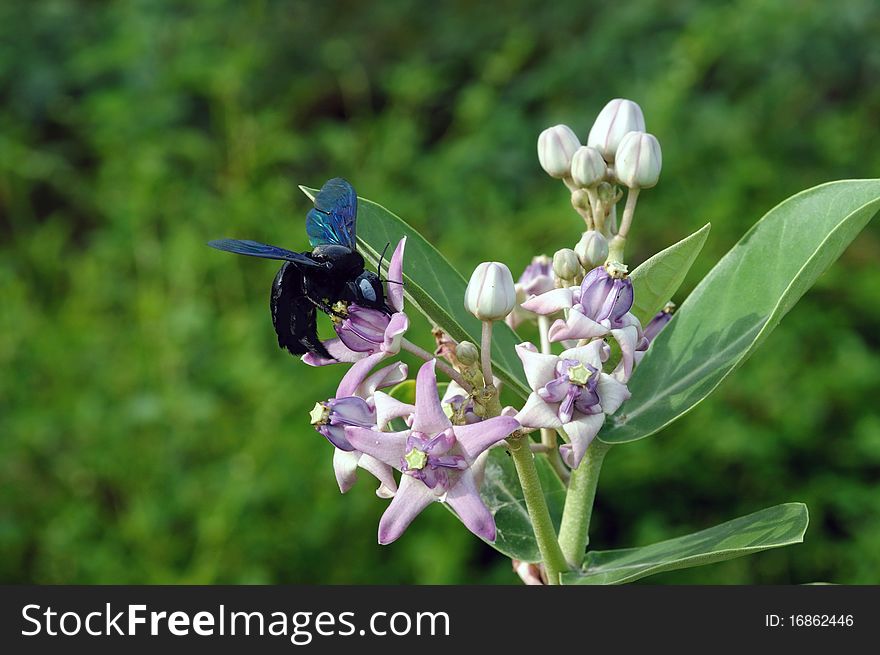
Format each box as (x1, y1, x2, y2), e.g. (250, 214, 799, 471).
(376, 241, 391, 278)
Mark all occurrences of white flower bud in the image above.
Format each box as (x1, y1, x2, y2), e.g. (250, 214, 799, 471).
(614, 131, 662, 189)
(537, 124, 580, 178)
(575, 230, 609, 270)
(464, 262, 516, 321)
(552, 248, 582, 282)
(455, 341, 479, 366)
(587, 99, 646, 163)
(570, 146, 607, 187)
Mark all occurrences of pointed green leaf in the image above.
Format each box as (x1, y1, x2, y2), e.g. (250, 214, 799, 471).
(602, 180, 880, 443)
(476, 449, 566, 562)
(302, 186, 530, 399)
(561, 503, 809, 585)
(629, 223, 711, 325)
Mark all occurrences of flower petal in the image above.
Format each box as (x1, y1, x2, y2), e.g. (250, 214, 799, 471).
(445, 468, 496, 542)
(548, 307, 608, 342)
(301, 338, 367, 366)
(453, 416, 520, 463)
(560, 339, 606, 370)
(373, 390, 416, 429)
(560, 413, 605, 468)
(515, 342, 559, 391)
(336, 351, 388, 398)
(411, 359, 452, 436)
(610, 325, 640, 382)
(360, 360, 409, 398)
(333, 449, 360, 494)
(520, 287, 576, 315)
(358, 454, 398, 497)
(597, 373, 631, 415)
(382, 312, 409, 354)
(516, 392, 563, 429)
(378, 475, 437, 544)
(387, 237, 407, 313)
(344, 426, 409, 469)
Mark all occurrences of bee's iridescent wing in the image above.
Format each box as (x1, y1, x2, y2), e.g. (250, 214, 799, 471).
(207, 239, 321, 267)
(305, 177, 357, 249)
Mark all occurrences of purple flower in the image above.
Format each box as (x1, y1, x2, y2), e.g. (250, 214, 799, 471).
(311, 351, 408, 497)
(515, 341, 630, 469)
(521, 263, 646, 381)
(303, 237, 409, 366)
(643, 302, 675, 342)
(507, 255, 556, 330)
(441, 380, 481, 424)
(346, 360, 520, 544)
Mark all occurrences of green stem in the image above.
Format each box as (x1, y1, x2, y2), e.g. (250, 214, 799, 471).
(508, 434, 568, 584)
(400, 338, 471, 391)
(558, 440, 611, 569)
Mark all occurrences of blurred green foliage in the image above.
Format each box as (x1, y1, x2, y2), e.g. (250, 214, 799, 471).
(1, 0, 879, 584)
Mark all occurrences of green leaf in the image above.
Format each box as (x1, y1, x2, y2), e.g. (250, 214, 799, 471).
(387, 380, 416, 404)
(302, 186, 530, 399)
(629, 223, 711, 325)
(477, 449, 566, 562)
(602, 180, 880, 444)
(561, 503, 809, 585)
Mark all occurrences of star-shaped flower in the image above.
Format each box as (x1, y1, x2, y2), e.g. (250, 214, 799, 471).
(310, 351, 408, 498)
(515, 341, 630, 469)
(520, 263, 648, 381)
(345, 359, 520, 544)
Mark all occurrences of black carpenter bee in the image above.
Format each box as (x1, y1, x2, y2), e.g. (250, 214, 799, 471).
(209, 178, 392, 360)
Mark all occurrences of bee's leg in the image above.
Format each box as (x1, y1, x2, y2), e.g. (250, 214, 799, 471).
(292, 299, 334, 360)
(270, 262, 334, 360)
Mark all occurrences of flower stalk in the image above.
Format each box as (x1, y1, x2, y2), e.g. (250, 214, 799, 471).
(507, 432, 569, 584)
(401, 338, 472, 392)
(558, 439, 611, 568)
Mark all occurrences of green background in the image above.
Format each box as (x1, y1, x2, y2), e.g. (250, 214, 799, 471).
(2, 0, 878, 584)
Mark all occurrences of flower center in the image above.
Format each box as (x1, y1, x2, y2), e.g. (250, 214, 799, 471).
(604, 261, 628, 279)
(400, 429, 467, 490)
(309, 401, 330, 425)
(404, 447, 428, 471)
(567, 362, 592, 385)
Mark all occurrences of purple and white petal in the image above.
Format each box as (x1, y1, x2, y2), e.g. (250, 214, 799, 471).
(516, 392, 563, 429)
(336, 351, 388, 398)
(452, 416, 520, 464)
(302, 338, 367, 366)
(333, 448, 361, 494)
(441, 379, 470, 404)
(358, 454, 398, 498)
(560, 413, 605, 468)
(382, 312, 409, 355)
(596, 373, 631, 415)
(520, 287, 576, 315)
(373, 390, 416, 429)
(411, 360, 452, 436)
(515, 342, 559, 391)
(548, 307, 609, 342)
(377, 475, 439, 544)
(445, 468, 496, 542)
(387, 237, 407, 313)
(560, 339, 606, 370)
(359, 360, 409, 398)
(345, 426, 410, 470)
(610, 324, 641, 382)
